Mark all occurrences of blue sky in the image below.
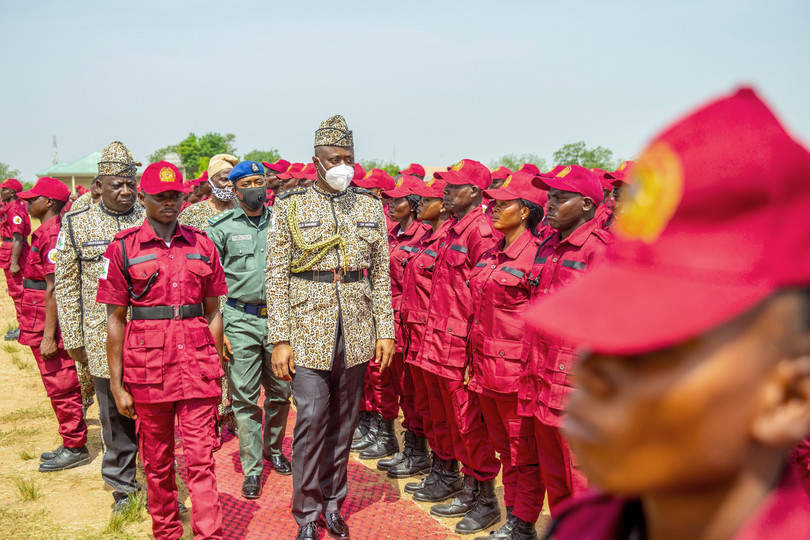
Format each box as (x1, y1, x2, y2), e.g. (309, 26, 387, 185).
(1, 0, 808, 179)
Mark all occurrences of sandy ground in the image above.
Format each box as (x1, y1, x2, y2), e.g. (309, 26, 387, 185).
(0, 271, 550, 539)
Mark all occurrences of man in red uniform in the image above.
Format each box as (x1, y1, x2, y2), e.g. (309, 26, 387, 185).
(534, 88, 810, 540)
(0, 178, 31, 340)
(17, 177, 90, 472)
(414, 159, 502, 535)
(517, 165, 610, 520)
(99, 161, 227, 540)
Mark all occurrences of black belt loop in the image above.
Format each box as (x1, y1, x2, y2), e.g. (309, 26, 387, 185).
(130, 304, 204, 320)
(22, 278, 47, 290)
(1, 236, 12, 242)
(292, 269, 363, 284)
(225, 298, 268, 318)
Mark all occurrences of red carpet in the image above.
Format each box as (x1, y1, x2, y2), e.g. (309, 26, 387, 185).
(175, 408, 460, 539)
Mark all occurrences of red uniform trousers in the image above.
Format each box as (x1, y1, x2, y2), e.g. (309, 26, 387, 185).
(135, 397, 222, 540)
(31, 348, 87, 448)
(388, 351, 422, 435)
(361, 359, 398, 420)
(532, 419, 587, 515)
(3, 266, 24, 325)
(478, 392, 545, 522)
(430, 372, 500, 481)
(411, 366, 451, 459)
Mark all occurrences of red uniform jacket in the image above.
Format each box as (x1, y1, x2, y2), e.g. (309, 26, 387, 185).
(401, 219, 455, 366)
(389, 219, 432, 353)
(467, 229, 541, 396)
(18, 215, 64, 349)
(97, 220, 228, 404)
(417, 209, 498, 380)
(593, 197, 616, 230)
(518, 219, 612, 425)
(543, 467, 810, 540)
(0, 198, 31, 268)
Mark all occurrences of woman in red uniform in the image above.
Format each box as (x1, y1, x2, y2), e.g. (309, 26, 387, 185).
(466, 171, 548, 540)
(98, 162, 227, 540)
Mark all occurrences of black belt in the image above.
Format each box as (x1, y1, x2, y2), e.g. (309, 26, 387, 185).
(293, 270, 364, 283)
(226, 298, 267, 317)
(23, 278, 46, 290)
(1, 237, 12, 242)
(130, 304, 204, 320)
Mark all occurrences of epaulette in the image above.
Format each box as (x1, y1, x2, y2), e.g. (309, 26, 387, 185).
(64, 205, 90, 221)
(276, 187, 308, 200)
(592, 227, 613, 244)
(112, 225, 141, 241)
(351, 186, 380, 200)
(207, 209, 233, 226)
(179, 224, 209, 237)
(479, 217, 494, 237)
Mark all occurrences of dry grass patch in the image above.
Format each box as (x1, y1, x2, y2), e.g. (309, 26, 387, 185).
(0, 406, 51, 424)
(10, 353, 32, 371)
(0, 507, 64, 540)
(15, 476, 42, 501)
(0, 426, 43, 447)
(2, 342, 20, 354)
(18, 448, 36, 461)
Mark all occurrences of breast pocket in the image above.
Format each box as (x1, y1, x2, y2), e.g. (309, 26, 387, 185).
(185, 254, 213, 294)
(225, 240, 255, 272)
(126, 257, 161, 297)
(124, 330, 164, 384)
(298, 220, 327, 245)
(557, 259, 588, 287)
(492, 268, 529, 310)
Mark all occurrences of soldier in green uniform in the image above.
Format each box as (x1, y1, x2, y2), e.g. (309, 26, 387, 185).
(207, 160, 292, 501)
(54, 141, 147, 511)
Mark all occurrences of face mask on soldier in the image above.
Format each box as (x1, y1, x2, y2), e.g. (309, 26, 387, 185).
(209, 179, 236, 201)
(315, 158, 354, 192)
(236, 186, 266, 211)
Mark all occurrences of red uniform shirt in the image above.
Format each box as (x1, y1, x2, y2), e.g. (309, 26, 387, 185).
(0, 198, 31, 268)
(518, 219, 612, 425)
(467, 229, 541, 396)
(389, 219, 432, 353)
(401, 219, 455, 366)
(544, 468, 810, 540)
(417, 209, 498, 380)
(593, 196, 616, 230)
(18, 215, 62, 347)
(97, 220, 228, 404)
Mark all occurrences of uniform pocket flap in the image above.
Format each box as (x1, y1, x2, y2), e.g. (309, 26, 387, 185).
(128, 331, 164, 348)
(290, 285, 309, 307)
(436, 316, 468, 337)
(191, 327, 215, 346)
(406, 309, 428, 324)
(495, 267, 524, 287)
(484, 337, 524, 359)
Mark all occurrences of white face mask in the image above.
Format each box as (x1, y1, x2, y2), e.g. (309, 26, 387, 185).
(316, 158, 354, 192)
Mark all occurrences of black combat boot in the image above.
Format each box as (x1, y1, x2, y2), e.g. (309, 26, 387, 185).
(455, 479, 501, 534)
(351, 413, 379, 452)
(39, 445, 91, 472)
(359, 417, 399, 459)
(509, 517, 538, 540)
(412, 458, 462, 503)
(404, 452, 438, 494)
(388, 433, 431, 478)
(378, 429, 413, 471)
(430, 474, 478, 518)
(352, 410, 371, 443)
(473, 506, 515, 540)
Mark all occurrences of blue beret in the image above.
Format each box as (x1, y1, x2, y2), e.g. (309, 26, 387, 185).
(228, 161, 265, 182)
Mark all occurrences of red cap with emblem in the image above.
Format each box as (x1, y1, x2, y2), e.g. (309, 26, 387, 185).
(18, 176, 70, 202)
(263, 158, 291, 174)
(278, 163, 305, 180)
(491, 166, 512, 181)
(352, 168, 395, 190)
(383, 175, 424, 198)
(399, 163, 425, 177)
(76, 185, 89, 196)
(412, 175, 447, 198)
(517, 163, 541, 175)
(532, 164, 604, 205)
(139, 161, 188, 194)
(484, 171, 548, 207)
(0, 178, 23, 192)
(434, 159, 491, 190)
(525, 87, 810, 355)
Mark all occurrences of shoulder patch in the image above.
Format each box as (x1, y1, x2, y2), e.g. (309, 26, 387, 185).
(351, 187, 380, 200)
(276, 187, 307, 200)
(64, 206, 90, 221)
(12, 215, 22, 225)
(207, 209, 233, 226)
(47, 248, 58, 264)
(55, 231, 67, 251)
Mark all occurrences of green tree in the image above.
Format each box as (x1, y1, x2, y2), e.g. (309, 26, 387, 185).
(489, 153, 547, 172)
(0, 162, 21, 181)
(149, 132, 238, 177)
(359, 159, 399, 177)
(244, 149, 281, 165)
(552, 141, 617, 170)
(147, 145, 178, 165)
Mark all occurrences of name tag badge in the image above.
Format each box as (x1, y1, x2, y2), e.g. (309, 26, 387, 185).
(299, 221, 321, 229)
(231, 234, 251, 241)
(357, 222, 378, 228)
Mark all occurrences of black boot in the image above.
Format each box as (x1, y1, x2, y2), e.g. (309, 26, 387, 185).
(473, 506, 515, 540)
(351, 413, 379, 452)
(378, 429, 413, 471)
(352, 410, 371, 443)
(430, 474, 478, 517)
(39, 445, 91, 472)
(404, 452, 438, 494)
(388, 433, 432, 478)
(360, 417, 399, 459)
(455, 479, 501, 534)
(509, 517, 538, 540)
(412, 458, 462, 503)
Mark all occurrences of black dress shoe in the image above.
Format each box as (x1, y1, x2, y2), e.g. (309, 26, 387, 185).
(296, 521, 319, 540)
(39, 445, 90, 472)
(322, 512, 350, 539)
(40, 445, 64, 462)
(241, 475, 262, 499)
(266, 453, 292, 475)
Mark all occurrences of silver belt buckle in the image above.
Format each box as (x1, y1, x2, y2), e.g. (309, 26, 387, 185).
(173, 305, 181, 320)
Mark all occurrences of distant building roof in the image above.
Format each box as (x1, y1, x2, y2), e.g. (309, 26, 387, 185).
(37, 151, 103, 177)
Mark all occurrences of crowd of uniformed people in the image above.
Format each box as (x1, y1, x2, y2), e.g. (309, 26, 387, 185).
(2, 87, 810, 540)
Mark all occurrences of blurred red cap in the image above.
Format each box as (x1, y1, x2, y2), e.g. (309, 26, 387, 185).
(491, 166, 512, 181)
(278, 163, 305, 180)
(383, 175, 424, 198)
(399, 163, 425, 177)
(484, 171, 548, 207)
(412, 175, 448, 198)
(532, 164, 604, 205)
(18, 177, 70, 202)
(434, 159, 491, 190)
(263, 158, 291, 174)
(353, 168, 395, 190)
(518, 163, 541, 175)
(0, 178, 24, 192)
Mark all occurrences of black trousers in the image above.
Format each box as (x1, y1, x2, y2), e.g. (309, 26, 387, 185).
(290, 324, 368, 525)
(95, 376, 141, 501)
